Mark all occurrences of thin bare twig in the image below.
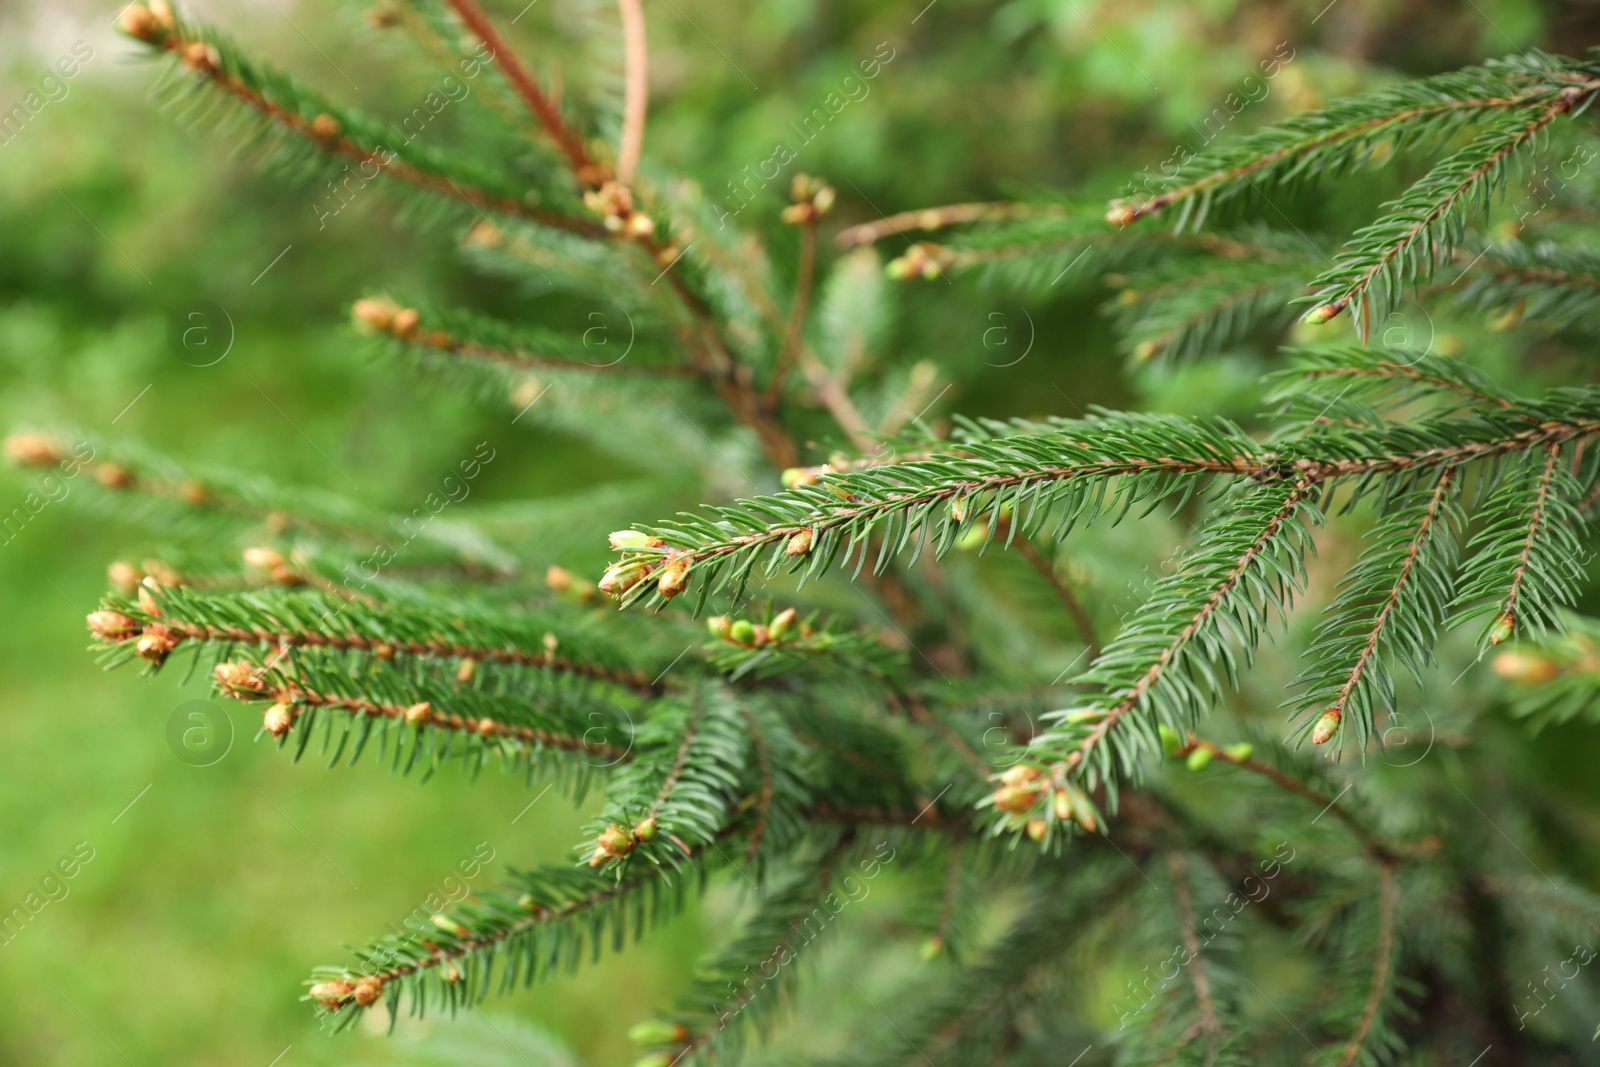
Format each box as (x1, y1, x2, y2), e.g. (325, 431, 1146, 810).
(616, 0, 649, 185)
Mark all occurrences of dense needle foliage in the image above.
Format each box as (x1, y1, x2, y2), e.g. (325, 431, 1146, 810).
(19, 2, 1600, 1062)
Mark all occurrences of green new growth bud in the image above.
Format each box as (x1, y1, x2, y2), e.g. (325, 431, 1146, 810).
(1488, 611, 1515, 646)
(430, 913, 468, 937)
(729, 619, 757, 647)
(633, 1055, 674, 1067)
(781, 467, 819, 489)
(1132, 341, 1159, 363)
(786, 527, 814, 556)
(609, 529, 654, 550)
(919, 936, 945, 960)
(1158, 724, 1182, 757)
(627, 1020, 683, 1045)
(599, 561, 649, 598)
(768, 607, 798, 642)
(656, 558, 689, 599)
(1224, 742, 1255, 762)
(1026, 817, 1048, 841)
(1303, 302, 1344, 326)
(949, 496, 970, 522)
(517, 893, 542, 913)
(706, 615, 733, 640)
(1185, 747, 1213, 772)
(1064, 708, 1107, 724)
(633, 816, 658, 841)
(1311, 706, 1342, 745)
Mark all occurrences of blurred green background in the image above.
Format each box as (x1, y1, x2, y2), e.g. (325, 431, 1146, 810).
(1, 0, 1596, 1063)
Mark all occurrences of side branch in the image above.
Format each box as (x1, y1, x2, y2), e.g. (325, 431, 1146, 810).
(444, 0, 602, 183)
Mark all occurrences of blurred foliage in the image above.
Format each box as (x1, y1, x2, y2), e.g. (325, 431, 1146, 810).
(5, 0, 1600, 1063)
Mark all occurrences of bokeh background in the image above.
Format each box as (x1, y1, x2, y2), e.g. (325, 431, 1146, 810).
(3, 0, 1599, 1063)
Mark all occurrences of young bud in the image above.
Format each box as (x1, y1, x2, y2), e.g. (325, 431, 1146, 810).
(1104, 201, 1140, 227)
(781, 467, 820, 489)
(181, 40, 220, 72)
(1157, 724, 1182, 757)
(96, 463, 132, 489)
(999, 764, 1042, 787)
(706, 615, 733, 641)
(596, 823, 636, 860)
(1026, 817, 1048, 841)
(352, 975, 384, 1008)
(352, 297, 396, 333)
(729, 619, 757, 647)
(3, 433, 61, 467)
(786, 527, 814, 557)
(1488, 611, 1515, 646)
(1185, 746, 1213, 772)
(624, 212, 655, 238)
(545, 565, 574, 591)
(1492, 651, 1558, 684)
(179, 479, 208, 505)
(949, 496, 970, 522)
(431, 913, 468, 937)
(517, 893, 543, 913)
(1224, 742, 1255, 762)
(627, 1020, 689, 1045)
(1052, 789, 1073, 822)
(456, 658, 477, 683)
(1311, 706, 1342, 745)
(768, 607, 798, 642)
(108, 561, 142, 594)
(213, 660, 263, 694)
(309, 980, 354, 1010)
(633, 816, 658, 841)
(1131, 341, 1160, 363)
(116, 4, 169, 42)
(656, 558, 689, 599)
(147, 0, 175, 26)
(87, 611, 141, 641)
(633, 1055, 675, 1067)
(477, 716, 498, 737)
(136, 623, 180, 665)
(137, 577, 163, 617)
(1303, 302, 1344, 326)
(599, 561, 649, 598)
(609, 529, 655, 550)
(404, 701, 432, 727)
(1063, 708, 1107, 724)
(263, 703, 295, 738)
(390, 307, 420, 339)
(243, 546, 285, 570)
(310, 113, 342, 140)
(992, 784, 1041, 815)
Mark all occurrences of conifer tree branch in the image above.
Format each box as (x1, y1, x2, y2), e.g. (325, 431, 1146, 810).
(1057, 476, 1320, 784)
(1336, 860, 1397, 1067)
(1304, 89, 1586, 333)
(90, 587, 663, 693)
(123, 13, 601, 234)
(443, 0, 601, 183)
(217, 666, 633, 761)
(1502, 442, 1564, 627)
(836, 201, 1067, 247)
(739, 708, 774, 862)
(616, 0, 648, 186)
(1165, 851, 1222, 1048)
(1174, 737, 1402, 862)
(353, 297, 702, 377)
(1000, 516, 1103, 659)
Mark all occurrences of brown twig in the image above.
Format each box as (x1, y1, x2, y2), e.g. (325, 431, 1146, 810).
(1502, 441, 1564, 625)
(615, 0, 648, 185)
(1003, 519, 1103, 660)
(444, 0, 601, 183)
(1166, 852, 1221, 1056)
(1337, 860, 1397, 1067)
(835, 200, 1067, 247)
